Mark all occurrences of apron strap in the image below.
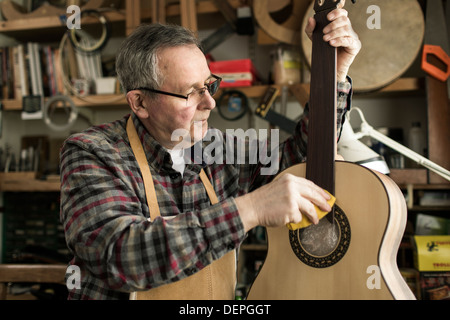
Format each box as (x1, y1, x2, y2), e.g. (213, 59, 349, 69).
(127, 116, 161, 221)
(126, 116, 218, 219)
(199, 169, 218, 205)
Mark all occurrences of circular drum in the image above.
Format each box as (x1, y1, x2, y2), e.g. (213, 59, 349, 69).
(301, 0, 424, 92)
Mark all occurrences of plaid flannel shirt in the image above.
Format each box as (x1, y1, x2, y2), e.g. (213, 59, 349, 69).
(60, 80, 352, 299)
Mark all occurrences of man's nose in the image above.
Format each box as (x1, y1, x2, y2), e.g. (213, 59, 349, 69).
(199, 90, 216, 110)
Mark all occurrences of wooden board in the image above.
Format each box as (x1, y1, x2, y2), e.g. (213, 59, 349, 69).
(426, 76, 450, 184)
(0, 0, 103, 20)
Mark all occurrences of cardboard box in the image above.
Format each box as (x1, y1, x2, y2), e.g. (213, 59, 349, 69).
(209, 59, 259, 88)
(95, 77, 117, 94)
(414, 235, 450, 272)
(419, 272, 450, 300)
(414, 235, 450, 300)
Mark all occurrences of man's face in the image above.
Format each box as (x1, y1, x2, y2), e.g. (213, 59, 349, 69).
(142, 45, 216, 149)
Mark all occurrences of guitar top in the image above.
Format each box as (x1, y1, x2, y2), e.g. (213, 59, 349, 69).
(246, 0, 415, 300)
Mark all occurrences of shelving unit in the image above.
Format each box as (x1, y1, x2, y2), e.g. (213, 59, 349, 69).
(0, 0, 240, 110)
(0, 173, 59, 192)
(0, 0, 241, 34)
(0, 0, 424, 110)
(0, 0, 448, 301)
(0, 9, 126, 34)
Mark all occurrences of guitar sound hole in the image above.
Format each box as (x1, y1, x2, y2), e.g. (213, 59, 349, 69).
(289, 205, 351, 268)
(298, 216, 339, 257)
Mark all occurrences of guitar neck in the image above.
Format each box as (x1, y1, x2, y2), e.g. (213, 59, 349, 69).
(306, 1, 337, 195)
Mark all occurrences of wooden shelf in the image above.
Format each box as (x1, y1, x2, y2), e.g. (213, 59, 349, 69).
(0, 0, 241, 36)
(1, 78, 424, 111)
(2, 85, 291, 111)
(1, 94, 128, 111)
(407, 205, 450, 212)
(379, 78, 424, 93)
(354, 77, 425, 97)
(0, 10, 126, 33)
(398, 183, 450, 191)
(0, 173, 60, 192)
(0, 179, 60, 192)
(390, 169, 450, 189)
(390, 168, 428, 185)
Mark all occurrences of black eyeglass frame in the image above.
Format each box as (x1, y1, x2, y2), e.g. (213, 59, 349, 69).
(128, 74, 222, 101)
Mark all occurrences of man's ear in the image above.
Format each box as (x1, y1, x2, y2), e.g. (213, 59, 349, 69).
(126, 90, 149, 118)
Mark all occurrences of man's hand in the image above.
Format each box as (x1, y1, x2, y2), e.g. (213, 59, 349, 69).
(235, 174, 332, 233)
(305, 1, 361, 82)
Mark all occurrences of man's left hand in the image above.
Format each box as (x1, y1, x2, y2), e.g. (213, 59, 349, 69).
(305, 1, 361, 82)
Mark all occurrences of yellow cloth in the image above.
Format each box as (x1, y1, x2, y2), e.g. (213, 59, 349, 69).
(286, 191, 336, 230)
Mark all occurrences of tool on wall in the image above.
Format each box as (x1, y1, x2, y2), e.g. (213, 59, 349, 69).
(236, 1, 255, 36)
(201, 0, 236, 53)
(202, 0, 255, 53)
(42, 95, 78, 132)
(255, 86, 296, 134)
(216, 90, 249, 121)
(421, 0, 450, 95)
(67, 9, 111, 53)
(57, 12, 122, 105)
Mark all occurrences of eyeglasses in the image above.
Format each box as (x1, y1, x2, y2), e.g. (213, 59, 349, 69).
(130, 74, 222, 107)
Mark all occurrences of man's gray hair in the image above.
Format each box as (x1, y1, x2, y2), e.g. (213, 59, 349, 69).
(116, 23, 202, 96)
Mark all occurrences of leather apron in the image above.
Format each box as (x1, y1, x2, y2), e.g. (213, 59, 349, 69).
(126, 117, 236, 300)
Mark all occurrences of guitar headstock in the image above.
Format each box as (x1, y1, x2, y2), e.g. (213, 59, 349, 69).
(314, 0, 355, 13)
(314, 0, 342, 12)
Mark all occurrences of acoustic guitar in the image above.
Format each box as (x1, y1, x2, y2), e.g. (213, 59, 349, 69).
(247, 0, 415, 300)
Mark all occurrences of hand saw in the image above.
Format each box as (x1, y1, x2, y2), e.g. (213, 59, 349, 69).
(421, 0, 450, 87)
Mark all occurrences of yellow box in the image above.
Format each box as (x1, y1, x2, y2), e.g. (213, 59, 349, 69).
(414, 235, 450, 272)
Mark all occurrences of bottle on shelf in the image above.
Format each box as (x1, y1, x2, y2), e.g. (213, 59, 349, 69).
(408, 122, 426, 168)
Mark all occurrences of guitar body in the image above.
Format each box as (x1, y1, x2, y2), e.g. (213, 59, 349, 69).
(247, 161, 415, 300)
(247, 0, 415, 300)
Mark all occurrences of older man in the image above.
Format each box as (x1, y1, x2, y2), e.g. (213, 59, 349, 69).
(60, 6, 360, 300)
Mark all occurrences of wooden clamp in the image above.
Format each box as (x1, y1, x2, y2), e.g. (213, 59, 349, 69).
(151, 0, 166, 24)
(180, 0, 197, 33)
